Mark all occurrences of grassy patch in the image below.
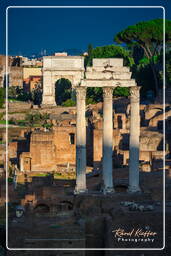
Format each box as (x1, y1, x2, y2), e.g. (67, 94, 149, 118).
(54, 172, 75, 180)
(0, 120, 16, 125)
(31, 173, 50, 177)
(0, 120, 6, 125)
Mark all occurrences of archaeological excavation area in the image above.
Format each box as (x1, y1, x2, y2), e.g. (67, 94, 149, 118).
(0, 57, 170, 254)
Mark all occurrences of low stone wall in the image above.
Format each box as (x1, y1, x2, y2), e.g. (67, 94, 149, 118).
(8, 101, 32, 112)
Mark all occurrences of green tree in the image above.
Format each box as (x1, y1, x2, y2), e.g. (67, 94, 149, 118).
(84, 44, 93, 67)
(8, 86, 17, 99)
(114, 18, 171, 94)
(62, 99, 76, 107)
(166, 50, 171, 86)
(0, 88, 5, 108)
(41, 113, 50, 120)
(14, 87, 32, 102)
(91, 44, 134, 67)
(25, 113, 34, 127)
(55, 78, 72, 105)
(25, 113, 41, 127)
(159, 49, 171, 87)
(113, 87, 130, 97)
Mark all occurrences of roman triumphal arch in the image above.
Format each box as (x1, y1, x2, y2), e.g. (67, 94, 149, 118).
(42, 56, 85, 105)
(42, 56, 141, 195)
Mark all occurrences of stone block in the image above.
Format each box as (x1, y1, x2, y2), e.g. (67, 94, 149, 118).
(80, 79, 136, 87)
(92, 58, 123, 67)
(43, 56, 84, 71)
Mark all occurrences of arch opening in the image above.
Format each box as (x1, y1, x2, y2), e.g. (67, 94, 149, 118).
(55, 78, 73, 106)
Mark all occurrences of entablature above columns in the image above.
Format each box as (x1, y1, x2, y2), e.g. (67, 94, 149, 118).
(80, 79, 136, 87)
(85, 71, 132, 80)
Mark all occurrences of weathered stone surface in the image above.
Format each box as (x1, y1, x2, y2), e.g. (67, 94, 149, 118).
(92, 58, 123, 67)
(80, 79, 136, 87)
(44, 56, 84, 71)
(85, 71, 131, 80)
(20, 126, 76, 172)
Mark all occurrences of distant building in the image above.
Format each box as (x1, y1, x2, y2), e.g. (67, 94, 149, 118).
(23, 67, 42, 80)
(23, 67, 42, 92)
(54, 52, 68, 56)
(24, 75, 42, 92)
(22, 57, 43, 67)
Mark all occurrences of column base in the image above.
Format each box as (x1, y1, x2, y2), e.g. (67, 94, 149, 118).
(41, 103, 56, 108)
(74, 188, 88, 195)
(102, 187, 115, 195)
(127, 186, 141, 193)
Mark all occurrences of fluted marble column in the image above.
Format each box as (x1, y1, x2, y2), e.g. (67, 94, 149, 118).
(74, 87, 87, 194)
(128, 86, 141, 193)
(102, 87, 114, 194)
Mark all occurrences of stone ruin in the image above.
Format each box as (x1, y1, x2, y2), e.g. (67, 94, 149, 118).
(0, 57, 170, 253)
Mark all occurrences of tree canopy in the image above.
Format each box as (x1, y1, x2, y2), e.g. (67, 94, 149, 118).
(85, 44, 134, 67)
(0, 88, 5, 108)
(114, 19, 171, 94)
(114, 19, 171, 58)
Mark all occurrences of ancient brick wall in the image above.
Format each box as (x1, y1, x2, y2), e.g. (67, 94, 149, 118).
(10, 66, 23, 87)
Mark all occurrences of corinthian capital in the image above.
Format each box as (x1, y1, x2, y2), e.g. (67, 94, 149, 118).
(130, 86, 140, 103)
(103, 87, 113, 99)
(76, 87, 86, 100)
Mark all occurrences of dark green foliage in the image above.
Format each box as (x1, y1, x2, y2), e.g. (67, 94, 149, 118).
(0, 88, 5, 108)
(86, 87, 103, 103)
(42, 122, 53, 129)
(55, 78, 72, 105)
(62, 99, 76, 107)
(25, 113, 35, 127)
(8, 86, 32, 102)
(114, 19, 171, 53)
(131, 64, 156, 97)
(113, 87, 130, 97)
(85, 44, 134, 68)
(84, 44, 93, 67)
(8, 86, 42, 105)
(8, 86, 17, 99)
(41, 113, 50, 120)
(25, 112, 51, 127)
(114, 19, 171, 94)
(25, 113, 41, 127)
(166, 50, 171, 87)
(86, 97, 96, 105)
(91, 45, 134, 67)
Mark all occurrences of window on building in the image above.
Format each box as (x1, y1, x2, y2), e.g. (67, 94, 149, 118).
(69, 133, 75, 144)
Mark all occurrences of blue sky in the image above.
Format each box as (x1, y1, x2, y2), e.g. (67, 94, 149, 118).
(0, 0, 171, 56)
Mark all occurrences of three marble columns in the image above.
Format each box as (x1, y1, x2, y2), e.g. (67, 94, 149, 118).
(75, 86, 141, 194)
